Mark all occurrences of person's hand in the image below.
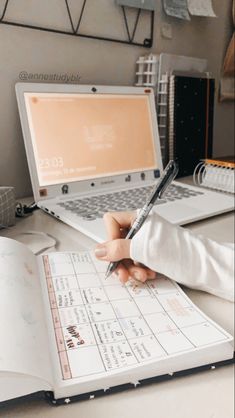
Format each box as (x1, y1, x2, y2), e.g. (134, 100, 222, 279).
(94, 211, 156, 283)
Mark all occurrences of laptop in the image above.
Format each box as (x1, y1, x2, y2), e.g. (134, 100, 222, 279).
(15, 83, 234, 242)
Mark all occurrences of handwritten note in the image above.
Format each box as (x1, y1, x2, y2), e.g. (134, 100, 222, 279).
(41, 251, 231, 380)
(163, 0, 190, 20)
(187, 0, 216, 17)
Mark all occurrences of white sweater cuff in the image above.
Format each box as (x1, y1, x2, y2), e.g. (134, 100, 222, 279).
(130, 212, 234, 302)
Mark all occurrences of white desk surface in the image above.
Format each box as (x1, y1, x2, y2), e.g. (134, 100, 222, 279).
(0, 205, 234, 418)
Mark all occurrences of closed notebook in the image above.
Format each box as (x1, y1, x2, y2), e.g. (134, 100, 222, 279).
(0, 237, 234, 405)
(193, 157, 235, 194)
(168, 75, 215, 177)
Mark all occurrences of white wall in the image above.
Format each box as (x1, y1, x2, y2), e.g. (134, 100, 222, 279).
(0, 0, 234, 197)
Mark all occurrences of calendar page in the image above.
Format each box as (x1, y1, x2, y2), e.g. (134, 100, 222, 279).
(39, 251, 232, 382)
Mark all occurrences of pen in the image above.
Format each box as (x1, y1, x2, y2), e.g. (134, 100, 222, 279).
(105, 160, 179, 279)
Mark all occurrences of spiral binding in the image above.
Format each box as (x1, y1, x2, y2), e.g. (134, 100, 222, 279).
(193, 160, 235, 194)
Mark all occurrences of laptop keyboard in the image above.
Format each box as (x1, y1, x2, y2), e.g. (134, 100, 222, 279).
(57, 184, 204, 221)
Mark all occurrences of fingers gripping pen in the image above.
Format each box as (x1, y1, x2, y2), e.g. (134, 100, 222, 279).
(105, 160, 179, 279)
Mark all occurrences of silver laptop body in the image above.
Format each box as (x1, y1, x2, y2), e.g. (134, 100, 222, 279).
(15, 83, 234, 242)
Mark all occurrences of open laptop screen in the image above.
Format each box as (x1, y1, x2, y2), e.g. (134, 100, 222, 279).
(24, 92, 158, 186)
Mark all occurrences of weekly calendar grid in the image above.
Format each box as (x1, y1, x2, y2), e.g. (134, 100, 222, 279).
(42, 251, 229, 380)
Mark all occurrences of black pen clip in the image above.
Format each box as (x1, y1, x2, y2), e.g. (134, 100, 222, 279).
(158, 161, 179, 199)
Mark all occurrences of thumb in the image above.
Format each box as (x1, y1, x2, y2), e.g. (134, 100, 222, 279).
(94, 239, 131, 262)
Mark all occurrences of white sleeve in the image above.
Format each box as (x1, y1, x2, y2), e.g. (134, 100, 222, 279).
(130, 213, 234, 302)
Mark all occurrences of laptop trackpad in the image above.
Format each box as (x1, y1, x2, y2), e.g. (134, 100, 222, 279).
(155, 202, 203, 224)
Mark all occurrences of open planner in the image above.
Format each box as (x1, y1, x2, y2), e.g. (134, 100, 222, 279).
(0, 237, 234, 405)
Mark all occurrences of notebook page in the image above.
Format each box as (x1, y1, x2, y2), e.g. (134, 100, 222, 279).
(37, 250, 233, 394)
(0, 237, 52, 385)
